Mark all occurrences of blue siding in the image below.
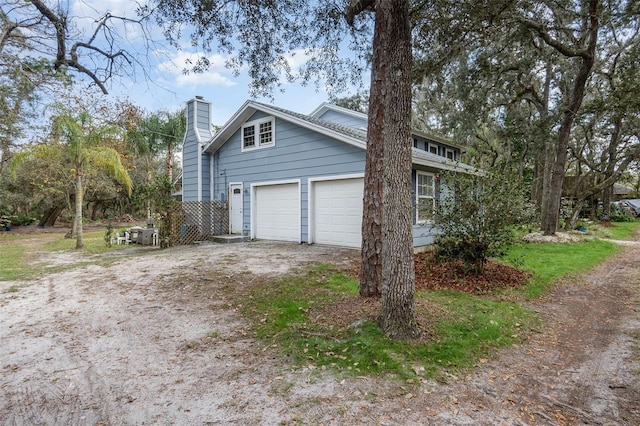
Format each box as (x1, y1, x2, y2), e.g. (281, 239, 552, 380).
(201, 154, 211, 201)
(182, 127, 200, 202)
(413, 224, 438, 247)
(194, 105, 454, 247)
(317, 110, 367, 129)
(212, 114, 366, 241)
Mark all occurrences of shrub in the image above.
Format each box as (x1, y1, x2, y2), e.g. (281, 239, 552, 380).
(610, 203, 636, 222)
(9, 213, 36, 227)
(433, 171, 536, 274)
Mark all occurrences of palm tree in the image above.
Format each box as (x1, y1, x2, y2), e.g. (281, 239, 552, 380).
(54, 107, 132, 248)
(13, 105, 133, 249)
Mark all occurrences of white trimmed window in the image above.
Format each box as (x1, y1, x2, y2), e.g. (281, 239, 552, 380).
(429, 144, 438, 155)
(416, 171, 436, 223)
(241, 117, 275, 151)
(445, 148, 455, 160)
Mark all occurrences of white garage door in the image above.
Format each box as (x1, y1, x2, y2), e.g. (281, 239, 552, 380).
(313, 178, 364, 248)
(254, 183, 300, 241)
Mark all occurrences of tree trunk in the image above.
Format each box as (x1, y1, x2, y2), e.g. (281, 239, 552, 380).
(539, 60, 554, 231)
(374, 0, 419, 340)
(542, 0, 598, 235)
(359, 17, 385, 298)
(602, 185, 612, 221)
(38, 205, 64, 227)
(146, 156, 152, 220)
(167, 141, 174, 182)
(565, 198, 585, 230)
(75, 162, 84, 249)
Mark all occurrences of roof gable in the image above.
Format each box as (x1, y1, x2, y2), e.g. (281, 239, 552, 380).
(203, 101, 366, 154)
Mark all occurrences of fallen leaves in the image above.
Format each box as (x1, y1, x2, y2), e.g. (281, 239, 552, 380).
(414, 252, 529, 294)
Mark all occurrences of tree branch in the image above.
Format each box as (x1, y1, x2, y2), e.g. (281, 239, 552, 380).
(346, 0, 375, 26)
(28, 0, 66, 70)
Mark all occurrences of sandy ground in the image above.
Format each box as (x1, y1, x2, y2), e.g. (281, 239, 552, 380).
(1, 235, 639, 425)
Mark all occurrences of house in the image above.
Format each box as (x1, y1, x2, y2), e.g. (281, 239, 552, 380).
(181, 96, 478, 248)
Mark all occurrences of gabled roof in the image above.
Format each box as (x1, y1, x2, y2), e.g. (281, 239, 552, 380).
(309, 102, 368, 121)
(202, 100, 480, 174)
(203, 101, 365, 154)
(309, 103, 467, 152)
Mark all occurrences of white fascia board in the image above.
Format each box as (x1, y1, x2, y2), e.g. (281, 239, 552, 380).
(202, 100, 254, 153)
(308, 103, 368, 121)
(412, 156, 483, 175)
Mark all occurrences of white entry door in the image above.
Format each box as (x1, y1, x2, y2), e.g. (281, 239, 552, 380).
(229, 183, 243, 234)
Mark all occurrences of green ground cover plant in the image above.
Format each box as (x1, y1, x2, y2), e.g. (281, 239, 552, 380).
(605, 221, 640, 240)
(44, 230, 136, 254)
(242, 264, 537, 381)
(242, 236, 625, 380)
(0, 230, 137, 283)
(503, 240, 619, 298)
(0, 243, 33, 281)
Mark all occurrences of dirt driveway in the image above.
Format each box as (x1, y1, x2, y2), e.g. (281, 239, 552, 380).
(1, 238, 639, 425)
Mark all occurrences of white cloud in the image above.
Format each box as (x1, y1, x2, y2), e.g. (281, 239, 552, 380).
(155, 51, 237, 88)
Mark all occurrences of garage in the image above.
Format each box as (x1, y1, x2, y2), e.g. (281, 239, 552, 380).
(312, 177, 364, 248)
(253, 182, 300, 241)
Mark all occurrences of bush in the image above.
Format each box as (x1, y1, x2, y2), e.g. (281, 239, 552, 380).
(610, 203, 636, 222)
(11, 213, 37, 227)
(433, 171, 536, 274)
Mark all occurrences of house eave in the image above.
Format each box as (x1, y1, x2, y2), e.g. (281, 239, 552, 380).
(308, 102, 368, 121)
(411, 128, 467, 153)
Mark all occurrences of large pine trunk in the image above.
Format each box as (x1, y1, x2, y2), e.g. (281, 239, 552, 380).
(359, 13, 385, 298)
(373, 0, 419, 340)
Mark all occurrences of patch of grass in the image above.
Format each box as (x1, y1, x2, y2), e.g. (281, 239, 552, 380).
(44, 230, 136, 254)
(0, 244, 37, 281)
(242, 236, 624, 380)
(605, 221, 640, 240)
(0, 230, 141, 282)
(503, 240, 619, 298)
(241, 266, 536, 381)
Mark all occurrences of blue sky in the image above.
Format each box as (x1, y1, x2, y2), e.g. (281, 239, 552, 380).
(71, 0, 368, 126)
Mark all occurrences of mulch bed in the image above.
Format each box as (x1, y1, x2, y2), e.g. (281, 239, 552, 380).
(315, 252, 529, 328)
(342, 252, 529, 295)
(414, 252, 529, 294)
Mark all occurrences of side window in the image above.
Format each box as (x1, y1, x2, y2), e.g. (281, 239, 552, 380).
(446, 149, 455, 160)
(416, 172, 435, 223)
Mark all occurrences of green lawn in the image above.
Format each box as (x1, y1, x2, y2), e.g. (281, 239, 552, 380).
(503, 239, 619, 298)
(238, 236, 625, 381)
(0, 229, 137, 283)
(605, 221, 640, 240)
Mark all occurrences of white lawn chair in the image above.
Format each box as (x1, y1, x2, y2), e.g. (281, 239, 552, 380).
(116, 231, 131, 245)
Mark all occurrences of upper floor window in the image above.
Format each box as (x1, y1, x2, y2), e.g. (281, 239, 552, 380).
(242, 116, 275, 151)
(445, 148, 455, 160)
(416, 171, 436, 223)
(428, 144, 438, 155)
